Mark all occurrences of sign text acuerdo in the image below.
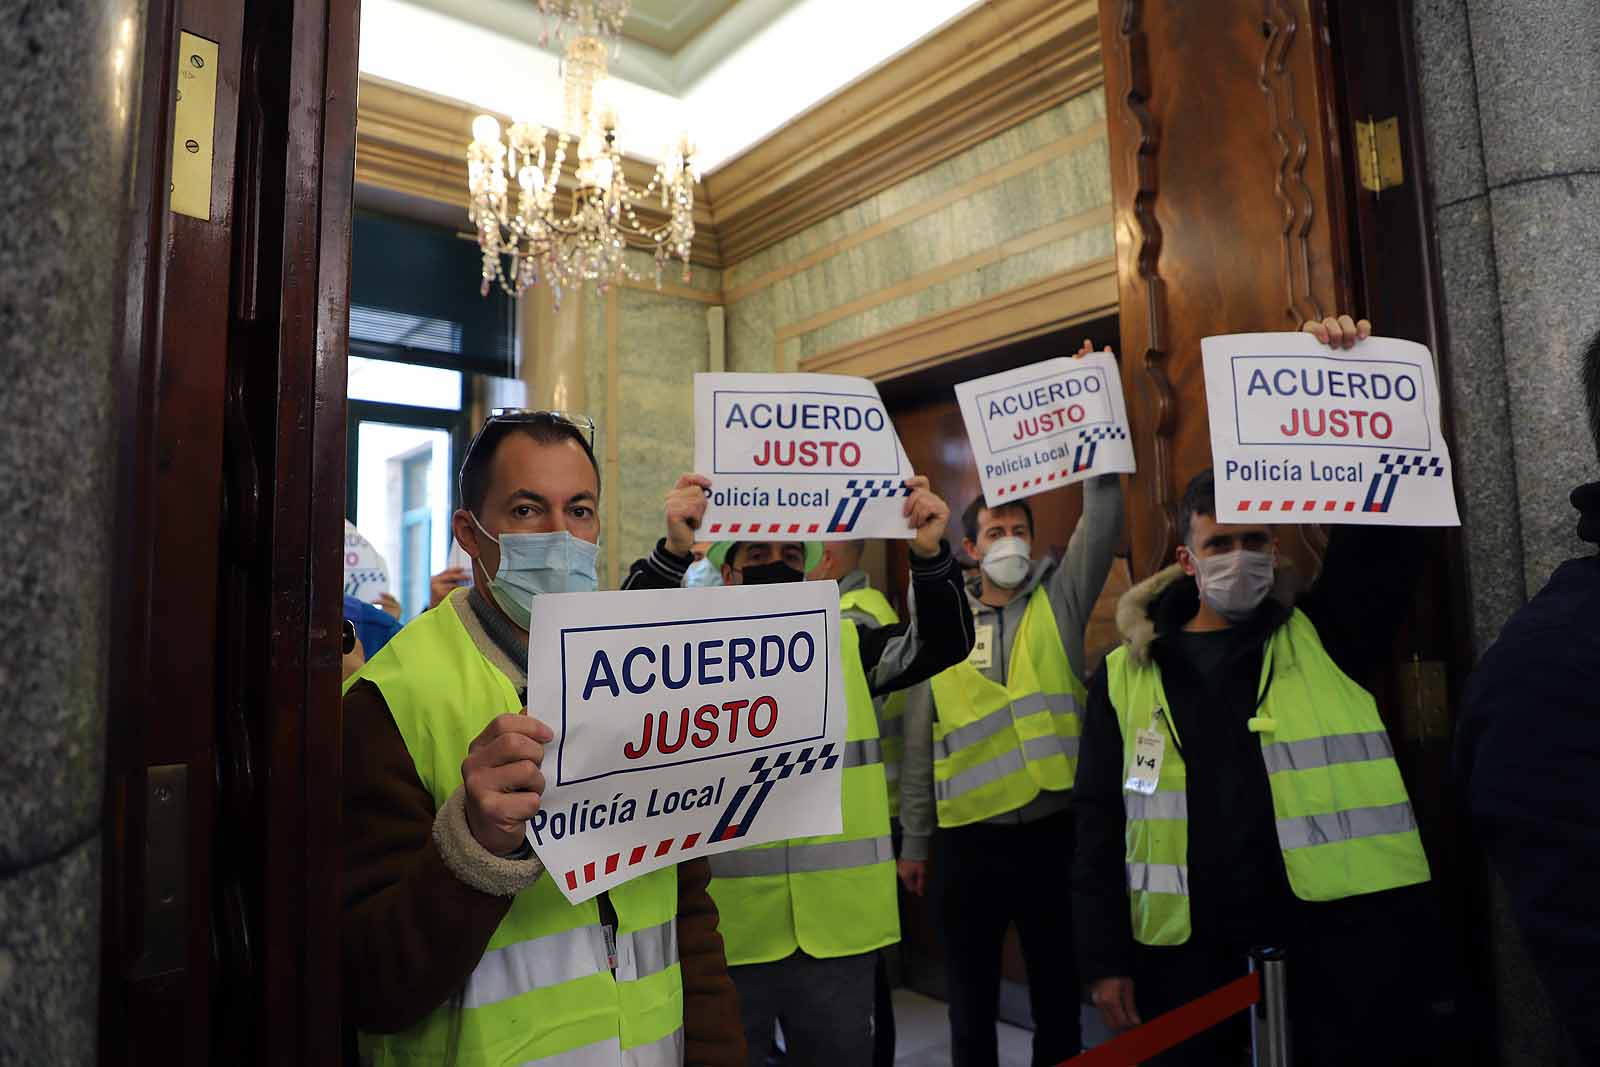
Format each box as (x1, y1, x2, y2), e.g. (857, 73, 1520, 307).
(526, 582, 846, 904)
(694, 372, 915, 540)
(954, 352, 1135, 506)
(1201, 332, 1461, 526)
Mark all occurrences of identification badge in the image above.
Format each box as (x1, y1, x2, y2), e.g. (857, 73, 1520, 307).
(603, 924, 618, 971)
(1123, 728, 1165, 796)
(969, 623, 995, 670)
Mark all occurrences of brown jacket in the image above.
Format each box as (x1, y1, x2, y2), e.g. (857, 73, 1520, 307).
(341, 592, 745, 1064)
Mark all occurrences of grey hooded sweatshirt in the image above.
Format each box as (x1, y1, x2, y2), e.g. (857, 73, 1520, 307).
(899, 474, 1123, 861)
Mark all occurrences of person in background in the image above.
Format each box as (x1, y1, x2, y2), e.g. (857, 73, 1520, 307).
(806, 539, 911, 1067)
(1074, 316, 1441, 1067)
(344, 592, 403, 663)
(624, 473, 974, 1066)
(1456, 327, 1600, 1063)
(900, 339, 1123, 1067)
(684, 542, 722, 588)
(342, 411, 744, 1067)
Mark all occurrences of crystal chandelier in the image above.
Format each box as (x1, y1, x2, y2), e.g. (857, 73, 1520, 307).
(467, 0, 699, 302)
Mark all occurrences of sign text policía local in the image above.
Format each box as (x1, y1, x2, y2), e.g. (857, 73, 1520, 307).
(1201, 332, 1460, 526)
(694, 372, 916, 539)
(526, 581, 847, 905)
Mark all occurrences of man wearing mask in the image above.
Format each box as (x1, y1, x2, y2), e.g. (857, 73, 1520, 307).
(1074, 316, 1441, 1066)
(898, 450, 1122, 1064)
(624, 473, 974, 1066)
(342, 411, 744, 1067)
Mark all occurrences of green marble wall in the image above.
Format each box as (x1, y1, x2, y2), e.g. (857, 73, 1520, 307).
(584, 254, 724, 587)
(724, 87, 1112, 374)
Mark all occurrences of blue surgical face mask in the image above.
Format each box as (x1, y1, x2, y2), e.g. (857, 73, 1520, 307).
(683, 558, 723, 588)
(472, 515, 599, 629)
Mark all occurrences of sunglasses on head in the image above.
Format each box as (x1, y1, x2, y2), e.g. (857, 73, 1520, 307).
(459, 409, 598, 498)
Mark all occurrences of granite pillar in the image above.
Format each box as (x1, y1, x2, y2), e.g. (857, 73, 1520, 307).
(0, 0, 148, 1061)
(1414, 1, 1600, 1063)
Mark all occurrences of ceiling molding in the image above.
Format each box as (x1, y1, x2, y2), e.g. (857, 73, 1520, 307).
(353, 0, 1105, 274)
(354, 76, 725, 267)
(704, 0, 1103, 266)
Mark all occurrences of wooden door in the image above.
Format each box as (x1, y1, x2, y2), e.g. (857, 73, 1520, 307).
(1099, 0, 1474, 1057)
(101, 1, 358, 1063)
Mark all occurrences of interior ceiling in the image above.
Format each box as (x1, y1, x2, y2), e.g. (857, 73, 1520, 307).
(405, 0, 797, 88)
(623, 0, 738, 53)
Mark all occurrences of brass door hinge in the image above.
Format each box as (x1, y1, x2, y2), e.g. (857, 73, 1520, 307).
(1356, 116, 1404, 194)
(1402, 655, 1449, 741)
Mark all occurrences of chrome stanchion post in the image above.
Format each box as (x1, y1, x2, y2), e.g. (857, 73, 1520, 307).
(1250, 946, 1290, 1067)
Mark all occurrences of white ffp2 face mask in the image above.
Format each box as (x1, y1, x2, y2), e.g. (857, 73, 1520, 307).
(1193, 548, 1274, 621)
(980, 536, 1031, 590)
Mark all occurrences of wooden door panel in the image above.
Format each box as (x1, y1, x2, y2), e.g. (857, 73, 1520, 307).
(1101, 0, 1351, 578)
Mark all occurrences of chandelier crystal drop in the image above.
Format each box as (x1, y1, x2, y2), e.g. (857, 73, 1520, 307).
(467, 0, 699, 303)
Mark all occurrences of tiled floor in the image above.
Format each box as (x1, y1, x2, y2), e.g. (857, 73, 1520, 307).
(890, 989, 1033, 1066)
(889, 991, 1114, 1065)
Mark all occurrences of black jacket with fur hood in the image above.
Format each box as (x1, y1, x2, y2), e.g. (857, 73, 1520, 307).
(1072, 525, 1426, 984)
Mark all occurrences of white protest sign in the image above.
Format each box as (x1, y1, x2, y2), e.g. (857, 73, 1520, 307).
(953, 352, 1135, 505)
(343, 520, 390, 600)
(1201, 333, 1460, 526)
(526, 581, 847, 904)
(694, 372, 916, 541)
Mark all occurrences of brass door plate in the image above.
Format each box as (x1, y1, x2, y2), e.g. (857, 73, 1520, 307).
(171, 32, 219, 220)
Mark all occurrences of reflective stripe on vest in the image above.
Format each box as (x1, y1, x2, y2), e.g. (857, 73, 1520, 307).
(1106, 607, 1432, 947)
(839, 583, 905, 816)
(928, 586, 1086, 826)
(1126, 862, 1190, 897)
(350, 595, 684, 1067)
(842, 739, 882, 768)
(518, 1027, 685, 1067)
(707, 835, 894, 878)
(707, 619, 899, 965)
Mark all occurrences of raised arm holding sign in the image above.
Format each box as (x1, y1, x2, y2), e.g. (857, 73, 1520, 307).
(953, 344, 1136, 506)
(693, 372, 921, 540)
(1201, 316, 1461, 527)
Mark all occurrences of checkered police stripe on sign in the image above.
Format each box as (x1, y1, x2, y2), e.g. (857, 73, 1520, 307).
(709, 743, 839, 844)
(1362, 452, 1446, 513)
(826, 479, 912, 534)
(1073, 425, 1127, 473)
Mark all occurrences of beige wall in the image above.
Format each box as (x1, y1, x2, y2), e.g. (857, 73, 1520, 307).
(723, 88, 1113, 376)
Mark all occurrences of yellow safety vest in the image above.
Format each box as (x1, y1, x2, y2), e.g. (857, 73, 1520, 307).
(706, 619, 898, 963)
(1106, 608, 1432, 946)
(347, 597, 684, 1067)
(838, 584, 906, 818)
(929, 587, 1086, 826)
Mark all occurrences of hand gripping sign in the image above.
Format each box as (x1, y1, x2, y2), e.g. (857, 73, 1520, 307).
(526, 581, 847, 905)
(954, 352, 1136, 505)
(694, 372, 916, 540)
(1201, 332, 1461, 526)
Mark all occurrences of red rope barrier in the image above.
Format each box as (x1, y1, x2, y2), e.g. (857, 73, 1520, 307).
(1060, 972, 1262, 1067)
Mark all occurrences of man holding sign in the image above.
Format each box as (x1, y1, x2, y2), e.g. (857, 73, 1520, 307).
(627, 469, 974, 1066)
(1074, 317, 1446, 1066)
(342, 410, 744, 1067)
(897, 340, 1124, 1065)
